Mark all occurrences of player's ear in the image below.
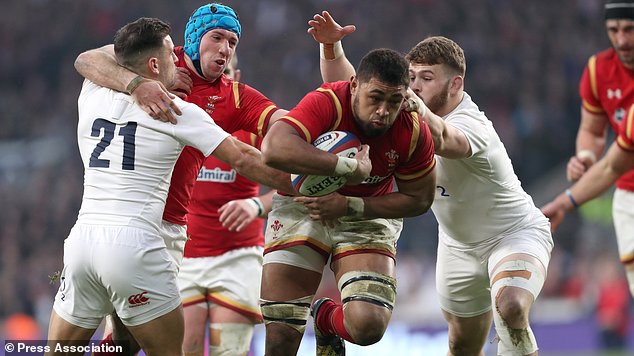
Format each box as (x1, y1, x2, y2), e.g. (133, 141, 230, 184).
(449, 75, 463, 95)
(148, 57, 160, 75)
(350, 76, 358, 94)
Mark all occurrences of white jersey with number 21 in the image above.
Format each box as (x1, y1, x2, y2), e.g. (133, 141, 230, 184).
(75, 80, 229, 233)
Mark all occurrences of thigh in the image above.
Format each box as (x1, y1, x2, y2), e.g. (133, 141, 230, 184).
(260, 259, 323, 300)
(46, 309, 96, 352)
(53, 226, 113, 330)
(126, 305, 184, 356)
(332, 217, 402, 263)
(436, 233, 492, 317)
(443, 309, 492, 353)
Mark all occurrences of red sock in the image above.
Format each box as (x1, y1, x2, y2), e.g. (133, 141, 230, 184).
(315, 301, 354, 343)
(330, 305, 354, 342)
(93, 333, 123, 356)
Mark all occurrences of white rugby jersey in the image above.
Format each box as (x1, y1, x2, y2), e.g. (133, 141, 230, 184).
(75, 80, 229, 232)
(431, 93, 545, 244)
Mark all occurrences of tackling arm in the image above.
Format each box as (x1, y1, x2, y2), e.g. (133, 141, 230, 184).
(212, 136, 294, 195)
(74, 45, 181, 123)
(406, 89, 471, 158)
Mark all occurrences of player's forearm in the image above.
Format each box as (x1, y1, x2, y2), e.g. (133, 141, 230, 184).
(558, 154, 620, 211)
(575, 129, 605, 161)
(362, 192, 433, 219)
(233, 147, 294, 194)
(320, 41, 355, 82)
(74, 45, 137, 93)
(320, 55, 355, 82)
(262, 124, 339, 176)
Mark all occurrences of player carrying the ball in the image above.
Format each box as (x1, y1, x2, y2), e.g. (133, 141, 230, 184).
(260, 48, 437, 355)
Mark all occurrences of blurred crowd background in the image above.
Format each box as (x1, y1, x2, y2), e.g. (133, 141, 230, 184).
(1, 0, 632, 353)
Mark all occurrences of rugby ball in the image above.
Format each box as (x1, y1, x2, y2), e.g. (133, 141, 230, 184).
(291, 131, 361, 197)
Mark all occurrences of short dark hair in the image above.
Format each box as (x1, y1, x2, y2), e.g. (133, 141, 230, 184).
(114, 17, 171, 70)
(405, 36, 466, 77)
(356, 48, 410, 87)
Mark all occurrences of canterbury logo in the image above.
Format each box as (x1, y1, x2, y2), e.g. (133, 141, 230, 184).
(128, 291, 150, 307)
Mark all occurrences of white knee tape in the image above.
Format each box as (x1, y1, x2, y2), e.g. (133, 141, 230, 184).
(260, 295, 313, 334)
(209, 323, 254, 356)
(491, 260, 545, 300)
(491, 260, 544, 355)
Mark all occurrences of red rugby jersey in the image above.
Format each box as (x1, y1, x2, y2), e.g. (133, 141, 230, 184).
(279, 81, 436, 197)
(579, 48, 634, 191)
(185, 131, 263, 257)
(162, 47, 279, 225)
(617, 105, 634, 153)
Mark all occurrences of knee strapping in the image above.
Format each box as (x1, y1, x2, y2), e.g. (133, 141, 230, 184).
(491, 260, 544, 355)
(338, 271, 397, 311)
(208, 323, 254, 356)
(260, 295, 312, 333)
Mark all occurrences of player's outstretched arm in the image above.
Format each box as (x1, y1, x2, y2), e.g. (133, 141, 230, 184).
(213, 136, 294, 195)
(74, 45, 181, 123)
(406, 89, 471, 159)
(542, 142, 634, 232)
(308, 10, 356, 82)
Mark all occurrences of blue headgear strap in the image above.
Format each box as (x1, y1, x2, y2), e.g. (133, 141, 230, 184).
(184, 3, 241, 77)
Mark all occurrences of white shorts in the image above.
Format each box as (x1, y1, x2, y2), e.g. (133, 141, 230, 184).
(53, 224, 181, 329)
(159, 219, 188, 269)
(263, 194, 402, 272)
(178, 246, 264, 322)
(436, 210, 553, 317)
(613, 188, 634, 264)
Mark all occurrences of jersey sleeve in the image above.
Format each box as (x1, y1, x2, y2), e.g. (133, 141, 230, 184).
(446, 112, 490, 157)
(579, 55, 605, 114)
(232, 83, 279, 137)
(617, 104, 634, 152)
(394, 113, 436, 181)
(279, 88, 339, 143)
(175, 100, 230, 157)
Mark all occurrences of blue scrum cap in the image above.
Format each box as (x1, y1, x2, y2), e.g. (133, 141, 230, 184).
(184, 3, 241, 61)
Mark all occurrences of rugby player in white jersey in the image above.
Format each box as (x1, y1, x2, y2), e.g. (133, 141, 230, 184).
(45, 17, 291, 356)
(308, 12, 553, 356)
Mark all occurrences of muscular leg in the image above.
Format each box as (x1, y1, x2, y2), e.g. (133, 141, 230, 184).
(442, 310, 492, 356)
(260, 262, 322, 356)
(208, 305, 255, 356)
(490, 253, 546, 356)
(45, 310, 96, 355)
(183, 303, 208, 356)
(126, 305, 185, 356)
(329, 253, 396, 345)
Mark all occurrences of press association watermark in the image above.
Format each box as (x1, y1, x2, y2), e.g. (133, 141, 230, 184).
(4, 340, 125, 354)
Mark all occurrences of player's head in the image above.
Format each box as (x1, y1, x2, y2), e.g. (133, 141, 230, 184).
(184, 3, 241, 81)
(350, 48, 409, 137)
(405, 36, 465, 116)
(114, 17, 177, 89)
(604, 0, 634, 68)
(223, 53, 241, 81)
